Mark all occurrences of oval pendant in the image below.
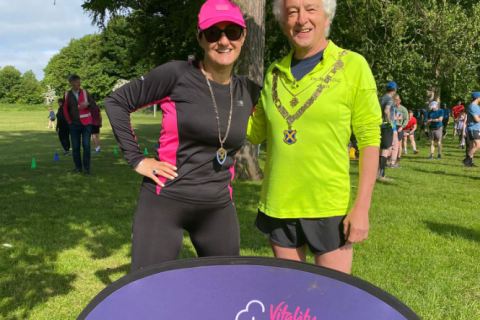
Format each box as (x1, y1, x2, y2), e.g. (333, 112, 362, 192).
(217, 148, 227, 165)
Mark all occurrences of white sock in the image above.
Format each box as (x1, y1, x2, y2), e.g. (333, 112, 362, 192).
(95, 146, 100, 151)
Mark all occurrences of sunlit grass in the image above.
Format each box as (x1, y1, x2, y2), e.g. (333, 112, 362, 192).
(0, 111, 479, 319)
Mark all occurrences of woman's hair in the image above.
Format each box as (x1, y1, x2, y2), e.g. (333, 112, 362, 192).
(273, 0, 337, 38)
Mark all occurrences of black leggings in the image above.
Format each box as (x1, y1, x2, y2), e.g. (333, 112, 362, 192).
(58, 129, 70, 151)
(131, 187, 240, 272)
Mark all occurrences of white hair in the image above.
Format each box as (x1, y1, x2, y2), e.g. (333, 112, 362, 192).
(273, 0, 337, 38)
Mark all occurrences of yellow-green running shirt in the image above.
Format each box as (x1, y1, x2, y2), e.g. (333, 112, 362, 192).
(247, 41, 382, 219)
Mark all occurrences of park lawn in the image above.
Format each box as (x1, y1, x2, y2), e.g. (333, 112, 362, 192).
(0, 110, 479, 319)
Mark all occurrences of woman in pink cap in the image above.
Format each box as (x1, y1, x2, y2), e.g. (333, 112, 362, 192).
(105, 0, 261, 272)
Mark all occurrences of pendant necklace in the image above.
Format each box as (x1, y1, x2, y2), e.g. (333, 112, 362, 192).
(202, 61, 233, 165)
(272, 51, 347, 145)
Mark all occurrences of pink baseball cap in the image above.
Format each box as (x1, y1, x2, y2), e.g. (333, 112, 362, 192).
(198, 0, 246, 30)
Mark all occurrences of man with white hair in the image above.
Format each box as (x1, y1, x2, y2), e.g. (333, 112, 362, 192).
(247, 0, 381, 274)
(426, 101, 444, 159)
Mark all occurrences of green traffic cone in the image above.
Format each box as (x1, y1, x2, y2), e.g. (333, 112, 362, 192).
(31, 158, 36, 169)
(114, 147, 118, 155)
(144, 148, 148, 155)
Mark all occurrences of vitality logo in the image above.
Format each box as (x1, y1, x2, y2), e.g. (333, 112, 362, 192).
(236, 300, 317, 320)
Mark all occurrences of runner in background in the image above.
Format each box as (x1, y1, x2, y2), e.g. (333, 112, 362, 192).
(396, 96, 408, 161)
(377, 83, 396, 181)
(416, 106, 428, 141)
(463, 92, 480, 167)
(91, 105, 102, 153)
(441, 103, 450, 137)
(388, 94, 402, 168)
(403, 109, 419, 154)
(452, 99, 465, 139)
(456, 109, 466, 149)
(46, 107, 56, 129)
(426, 101, 444, 160)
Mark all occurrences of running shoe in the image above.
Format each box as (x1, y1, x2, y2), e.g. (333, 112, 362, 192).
(462, 158, 472, 167)
(93, 149, 100, 153)
(414, 150, 420, 154)
(71, 168, 82, 174)
(63, 151, 71, 156)
(459, 146, 463, 149)
(389, 163, 402, 168)
(377, 176, 394, 182)
(404, 150, 407, 154)
(437, 155, 441, 160)
(428, 155, 433, 160)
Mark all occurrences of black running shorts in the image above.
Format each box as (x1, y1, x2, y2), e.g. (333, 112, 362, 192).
(255, 210, 347, 255)
(91, 125, 100, 134)
(468, 130, 480, 140)
(380, 123, 393, 150)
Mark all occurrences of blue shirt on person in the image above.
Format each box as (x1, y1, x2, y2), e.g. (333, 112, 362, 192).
(421, 108, 428, 123)
(467, 103, 480, 131)
(428, 108, 444, 129)
(291, 49, 325, 82)
(443, 108, 450, 120)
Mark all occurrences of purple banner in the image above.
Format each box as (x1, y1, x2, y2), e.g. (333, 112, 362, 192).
(82, 261, 416, 320)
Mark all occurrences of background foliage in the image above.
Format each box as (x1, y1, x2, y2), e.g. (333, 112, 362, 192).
(2, 0, 480, 107)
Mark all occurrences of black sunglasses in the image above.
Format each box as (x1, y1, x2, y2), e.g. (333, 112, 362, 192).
(199, 25, 244, 43)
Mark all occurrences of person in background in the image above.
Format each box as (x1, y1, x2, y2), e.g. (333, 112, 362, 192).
(46, 107, 56, 129)
(377, 82, 396, 181)
(63, 74, 97, 174)
(452, 99, 465, 139)
(388, 93, 402, 168)
(416, 106, 428, 141)
(403, 109, 419, 154)
(441, 103, 450, 137)
(56, 98, 71, 156)
(396, 96, 408, 160)
(91, 105, 102, 153)
(426, 101, 444, 160)
(462, 92, 480, 167)
(456, 109, 466, 149)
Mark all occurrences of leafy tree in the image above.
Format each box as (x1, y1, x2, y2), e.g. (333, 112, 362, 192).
(0, 66, 22, 103)
(17, 70, 44, 104)
(332, 0, 480, 107)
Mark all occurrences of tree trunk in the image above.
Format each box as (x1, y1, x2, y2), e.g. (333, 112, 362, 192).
(424, 69, 441, 107)
(232, 0, 266, 181)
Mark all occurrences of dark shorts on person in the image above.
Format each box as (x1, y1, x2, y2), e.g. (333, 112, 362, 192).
(429, 127, 443, 142)
(380, 123, 393, 150)
(91, 125, 100, 134)
(397, 126, 404, 141)
(468, 130, 480, 140)
(255, 210, 347, 255)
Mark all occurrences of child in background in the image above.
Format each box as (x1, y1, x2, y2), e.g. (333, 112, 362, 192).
(456, 109, 467, 149)
(56, 98, 71, 156)
(46, 108, 56, 129)
(91, 105, 102, 153)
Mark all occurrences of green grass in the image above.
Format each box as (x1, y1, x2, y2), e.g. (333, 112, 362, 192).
(1, 111, 479, 319)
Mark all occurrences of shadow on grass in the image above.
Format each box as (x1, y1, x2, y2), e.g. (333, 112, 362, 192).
(0, 124, 269, 318)
(424, 221, 480, 243)
(413, 168, 480, 180)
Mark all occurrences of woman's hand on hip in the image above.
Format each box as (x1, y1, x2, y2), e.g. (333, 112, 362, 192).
(135, 158, 177, 187)
(343, 207, 369, 244)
